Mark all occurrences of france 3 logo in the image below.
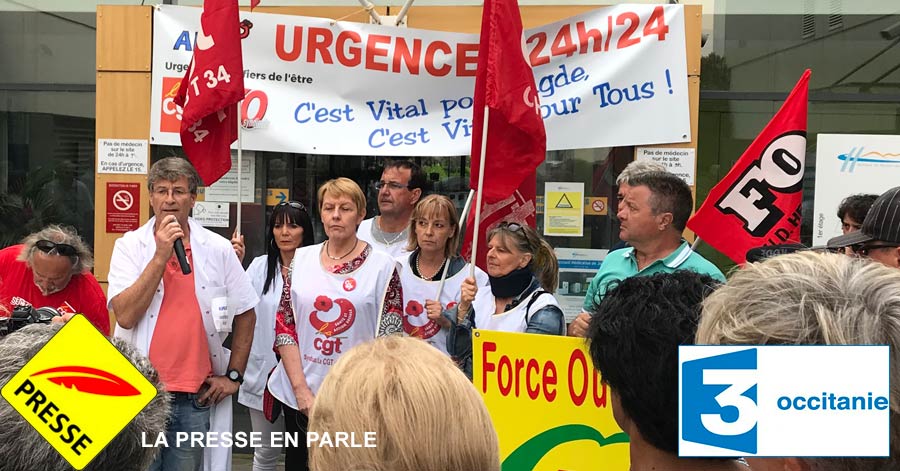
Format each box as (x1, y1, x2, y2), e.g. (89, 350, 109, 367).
(679, 345, 890, 457)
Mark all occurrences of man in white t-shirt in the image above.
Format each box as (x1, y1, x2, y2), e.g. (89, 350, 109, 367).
(357, 159, 425, 257)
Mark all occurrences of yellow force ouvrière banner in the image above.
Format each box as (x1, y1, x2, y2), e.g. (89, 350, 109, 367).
(473, 329, 629, 470)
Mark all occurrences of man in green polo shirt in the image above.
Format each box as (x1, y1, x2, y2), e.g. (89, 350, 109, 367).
(568, 170, 725, 337)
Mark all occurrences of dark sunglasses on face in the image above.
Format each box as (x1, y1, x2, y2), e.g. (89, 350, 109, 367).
(854, 243, 900, 257)
(35, 240, 78, 257)
(278, 201, 307, 212)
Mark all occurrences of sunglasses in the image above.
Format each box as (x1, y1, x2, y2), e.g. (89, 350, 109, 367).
(35, 240, 78, 257)
(854, 243, 900, 257)
(499, 222, 526, 234)
(278, 201, 307, 212)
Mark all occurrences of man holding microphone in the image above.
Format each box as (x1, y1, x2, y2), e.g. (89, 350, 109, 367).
(108, 157, 257, 471)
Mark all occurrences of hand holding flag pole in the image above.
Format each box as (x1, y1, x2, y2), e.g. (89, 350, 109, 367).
(464, 0, 548, 272)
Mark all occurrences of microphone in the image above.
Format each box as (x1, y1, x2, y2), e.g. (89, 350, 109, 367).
(173, 238, 191, 274)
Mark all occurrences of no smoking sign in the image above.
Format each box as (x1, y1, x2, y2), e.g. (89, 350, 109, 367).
(106, 182, 140, 233)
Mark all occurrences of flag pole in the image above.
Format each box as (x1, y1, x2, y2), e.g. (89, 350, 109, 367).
(470, 106, 490, 279)
(236, 103, 243, 238)
(436, 189, 474, 300)
(691, 236, 701, 250)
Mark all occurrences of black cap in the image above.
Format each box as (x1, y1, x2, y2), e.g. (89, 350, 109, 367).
(746, 243, 808, 263)
(827, 186, 900, 249)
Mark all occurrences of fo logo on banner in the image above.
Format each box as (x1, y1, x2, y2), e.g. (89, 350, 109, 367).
(679, 346, 890, 457)
(0, 315, 158, 469)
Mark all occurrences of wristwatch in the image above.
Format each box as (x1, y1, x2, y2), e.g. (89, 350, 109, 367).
(226, 369, 244, 384)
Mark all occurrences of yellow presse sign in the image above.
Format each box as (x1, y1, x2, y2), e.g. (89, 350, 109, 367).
(473, 330, 629, 470)
(1, 315, 157, 469)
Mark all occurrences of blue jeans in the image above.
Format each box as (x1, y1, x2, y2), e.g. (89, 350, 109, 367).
(149, 392, 211, 471)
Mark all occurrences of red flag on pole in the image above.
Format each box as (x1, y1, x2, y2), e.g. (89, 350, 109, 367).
(463, 0, 546, 270)
(469, 0, 546, 204)
(462, 176, 537, 269)
(687, 70, 810, 264)
(174, 0, 244, 186)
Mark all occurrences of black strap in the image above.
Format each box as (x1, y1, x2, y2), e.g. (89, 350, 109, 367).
(525, 290, 549, 324)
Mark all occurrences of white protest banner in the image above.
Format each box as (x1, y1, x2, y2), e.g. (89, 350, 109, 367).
(151, 5, 689, 156)
(812, 134, 900, 246)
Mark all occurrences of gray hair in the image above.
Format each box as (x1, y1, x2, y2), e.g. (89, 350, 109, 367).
(19, 225, 93, 274)
(697, 251, 900, 470)
(0, 324, 170, 471)
(615, 160, 668, 186)
(148, 157, 201, 193)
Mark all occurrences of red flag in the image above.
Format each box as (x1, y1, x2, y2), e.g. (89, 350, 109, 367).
(250, 0, 260, 11)
(462, 176, 537, 270)
(687, 70, 810, 264)
(174, 0, 244, 186)
(469, 0, 546, 204)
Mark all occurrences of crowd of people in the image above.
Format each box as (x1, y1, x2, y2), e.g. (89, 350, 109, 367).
(1, 155, 899, 471)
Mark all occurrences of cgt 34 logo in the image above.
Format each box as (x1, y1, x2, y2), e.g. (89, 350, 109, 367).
(160, 77, 269, 133)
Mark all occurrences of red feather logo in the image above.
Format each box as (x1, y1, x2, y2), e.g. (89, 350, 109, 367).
(31, 366, 141, 397)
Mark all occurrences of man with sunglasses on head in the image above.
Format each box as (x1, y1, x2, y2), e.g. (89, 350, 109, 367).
(0, 225, 109, 335)
(827, 186, 900, 268)
(357, 159, 426, 257)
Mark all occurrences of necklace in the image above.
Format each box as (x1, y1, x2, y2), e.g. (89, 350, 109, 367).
(375, 218, 407, 246)
(416, 253, 446, 281)
(325, 239, 359, 261)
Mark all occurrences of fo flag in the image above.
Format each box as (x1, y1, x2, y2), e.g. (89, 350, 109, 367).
(174, 0, 244, 186)
(462, 176, 537, 269)
(687, 70, 810, 264)
(469, 0, 546, 204)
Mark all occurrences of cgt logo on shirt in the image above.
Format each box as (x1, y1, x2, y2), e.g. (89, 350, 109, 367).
(401, 300, 439, 339)
(309, 296, 356, 356)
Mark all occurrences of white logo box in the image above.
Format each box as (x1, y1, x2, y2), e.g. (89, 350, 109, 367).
(679, 345, 890, 457)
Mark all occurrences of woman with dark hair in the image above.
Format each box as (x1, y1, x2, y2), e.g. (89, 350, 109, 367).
(447, 221, 565, 378)
(238, 201, 314, 471)
(399, 195, 488, 355)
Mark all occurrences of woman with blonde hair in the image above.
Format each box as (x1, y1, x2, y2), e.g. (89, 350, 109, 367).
(448, 221, 565, 378)
(309, 336, 500, 471)
(399, 194, 488, 355)
(267, 177, 403, 470)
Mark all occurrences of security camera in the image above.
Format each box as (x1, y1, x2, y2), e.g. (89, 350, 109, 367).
(881, 21, 900, 40)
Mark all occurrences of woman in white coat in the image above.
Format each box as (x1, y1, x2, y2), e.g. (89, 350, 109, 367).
(267, 178, 403, 470)
(240, 201, 314, 471)
(398, 194, 487, 356)
(447, 222, 566, 379)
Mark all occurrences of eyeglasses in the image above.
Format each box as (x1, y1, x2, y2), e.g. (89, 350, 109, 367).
(854, 243, 900, 257)
(34, 240, 78, 257)
(278, 201, 307, 212)
(374, 181, 410, 191)
(152, 186, 191, 198)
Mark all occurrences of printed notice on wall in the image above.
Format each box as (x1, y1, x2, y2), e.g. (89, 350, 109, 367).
(98, 139, 148, 174)
(204, 153, 255, 203)
(635, 147, 695, 185)
(544, 182, 584, 237)
(193, 201, 230, 228)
